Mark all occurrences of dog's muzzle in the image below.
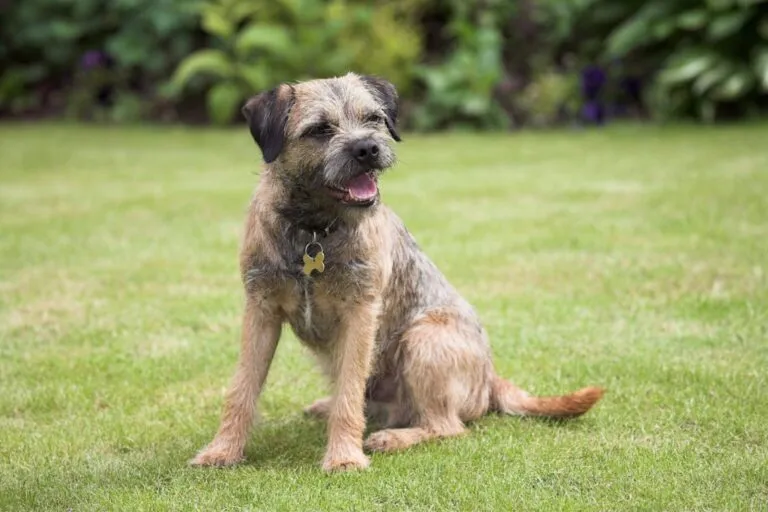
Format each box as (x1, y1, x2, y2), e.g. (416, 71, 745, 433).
(350, 138, 380, 168)
(325, 171, 379, 207)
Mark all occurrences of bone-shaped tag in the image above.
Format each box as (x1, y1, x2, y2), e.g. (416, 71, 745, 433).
(303, 250, 325, 276)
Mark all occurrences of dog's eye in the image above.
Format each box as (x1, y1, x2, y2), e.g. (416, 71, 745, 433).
(365, 113, 384, 124)
(303, 122, 334, 138)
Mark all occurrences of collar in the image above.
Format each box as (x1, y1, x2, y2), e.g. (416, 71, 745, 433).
(295, 217, 339, 239)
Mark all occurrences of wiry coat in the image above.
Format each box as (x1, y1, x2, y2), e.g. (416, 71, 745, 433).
(191, 73, 603, 472)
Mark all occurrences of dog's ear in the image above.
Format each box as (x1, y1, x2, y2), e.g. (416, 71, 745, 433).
(360, 75, 401, 142)
(242, 85, 294, 163)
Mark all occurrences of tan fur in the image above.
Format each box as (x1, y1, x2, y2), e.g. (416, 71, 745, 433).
(490, 378, 605, 418)
(190, 73, 604, 472)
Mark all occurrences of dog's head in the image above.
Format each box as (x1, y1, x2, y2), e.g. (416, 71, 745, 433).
(242, 73, 401, 217)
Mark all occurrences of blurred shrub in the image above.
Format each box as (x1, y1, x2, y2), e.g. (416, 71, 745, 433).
(518, 69, 580, 127)
(603, 0, 768, 122)
(411, 1, 511, 131)
(169, 0, 421, 125)
(1, 0, 766, 126)
(0, 0, 199, 120)
(534, 0, 768, 122)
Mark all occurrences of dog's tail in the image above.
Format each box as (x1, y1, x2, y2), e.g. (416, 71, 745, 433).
(490, 376, 604, 418)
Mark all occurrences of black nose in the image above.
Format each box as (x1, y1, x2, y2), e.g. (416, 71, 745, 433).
(350, 139, 380, 165)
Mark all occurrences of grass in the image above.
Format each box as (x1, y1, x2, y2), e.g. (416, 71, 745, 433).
(1, 121, 767, 511)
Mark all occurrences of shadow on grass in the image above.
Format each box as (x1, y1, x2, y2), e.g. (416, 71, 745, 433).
(238, 410, 393, 469)
(241, 416, 327, 469)
(0, 412, 607, 511)
(191, 410, 595, 473)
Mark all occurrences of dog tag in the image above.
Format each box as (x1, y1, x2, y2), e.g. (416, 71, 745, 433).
(303, 242, 325, 276)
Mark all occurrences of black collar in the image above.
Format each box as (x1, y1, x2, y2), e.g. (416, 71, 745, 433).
(295, 217, 339, 239)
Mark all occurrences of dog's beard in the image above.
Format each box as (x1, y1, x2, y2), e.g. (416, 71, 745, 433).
(322, 159, 379, 205)
(274, 134, 395, 229)
(273, 167, 370, 231)
(274, 168, 335, 226)
(321, 135, 394, 207)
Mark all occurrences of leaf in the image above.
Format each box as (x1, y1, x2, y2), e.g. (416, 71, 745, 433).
(107, 33, 150, 67)
(461, 95, 491, 116)
(709, 69, 755, 100)
(658, 53, 717, 85)
(170, 49, 234, 91)
(148, 7, 185, 36)
(606, 3, 674, 56)
(235, 24, 293, 57)
(706, 0, 737, 10)
(207, 81, 243, 125)
(606, 18, 650, 56)
(238, 62, 278, 92)
(49, 20, 83, 40)
(201, 9, 234, 39)
(693, 61, 734, 94)
(677, 9, 709, 30)
(652, 18, 678, 40)
(229, 0, 264, 25)
(753, 47, 768, 90)
(707, 9, 752, 40)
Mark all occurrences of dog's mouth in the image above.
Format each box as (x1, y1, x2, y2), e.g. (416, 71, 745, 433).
(325, 171, 379, 207)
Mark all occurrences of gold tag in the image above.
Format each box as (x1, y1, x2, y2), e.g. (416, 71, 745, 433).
(303, 243, 325, 276)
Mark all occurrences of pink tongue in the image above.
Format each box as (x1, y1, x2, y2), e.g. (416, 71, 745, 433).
(347, 173, 378, 200)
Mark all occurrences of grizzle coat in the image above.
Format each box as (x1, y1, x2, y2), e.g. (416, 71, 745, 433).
(191, 73, 604, 472)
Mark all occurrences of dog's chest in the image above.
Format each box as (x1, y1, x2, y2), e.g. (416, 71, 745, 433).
(284, 281, 341, 348)
(279, 258, 377, 348)
(284, 261, 369, 347)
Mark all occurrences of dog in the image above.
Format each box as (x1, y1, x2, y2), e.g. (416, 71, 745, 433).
(190, 73, 604, 472)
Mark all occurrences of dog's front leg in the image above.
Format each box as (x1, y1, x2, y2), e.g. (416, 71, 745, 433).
(322, 301, 379, 472)
(191, 296, 281, 467)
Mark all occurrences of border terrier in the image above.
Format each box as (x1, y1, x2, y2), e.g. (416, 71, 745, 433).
(190, 73, 604, 472)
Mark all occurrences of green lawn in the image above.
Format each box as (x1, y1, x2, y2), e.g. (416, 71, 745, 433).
(1, 122, 767, 511)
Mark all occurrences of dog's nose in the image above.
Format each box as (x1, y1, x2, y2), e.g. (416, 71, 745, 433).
(350, 139, 380, 165)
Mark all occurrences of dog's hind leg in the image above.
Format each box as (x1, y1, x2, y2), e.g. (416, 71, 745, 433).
(364, 420, 466, 452)
(364, 309, 491, 452)
(303, 397, 332, 419)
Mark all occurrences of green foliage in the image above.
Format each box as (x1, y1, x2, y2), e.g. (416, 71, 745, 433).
(533, 0, 768, 122)
(411, 1, 512, 131)
(2, 0, 767, 126)
(533, 0, 641, 66)
(603, 0, 768, 121)
(0, 0, 198, 118)
(169, 0, 421, 125)
(518, 70, 580, 127)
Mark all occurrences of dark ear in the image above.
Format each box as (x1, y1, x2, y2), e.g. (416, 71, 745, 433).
(360, 75, 401, 141)
(241, 85, 294, 163)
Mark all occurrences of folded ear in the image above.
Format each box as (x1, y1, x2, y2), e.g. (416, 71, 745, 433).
(359, 75, 401, 142)
(241, 85, 294, 163)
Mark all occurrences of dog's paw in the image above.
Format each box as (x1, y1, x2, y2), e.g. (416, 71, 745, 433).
(303, 397, 332, 419)
(364, 430, 399, 453)
(321, 448, 370, 472)
(189, 442, 244, 467)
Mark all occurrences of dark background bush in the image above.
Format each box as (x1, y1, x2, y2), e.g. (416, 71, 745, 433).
(2, 0, 767, 129)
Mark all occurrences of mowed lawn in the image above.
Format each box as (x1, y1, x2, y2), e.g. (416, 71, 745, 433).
(1, 122, 767, 511)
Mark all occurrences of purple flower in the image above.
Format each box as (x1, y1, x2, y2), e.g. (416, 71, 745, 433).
(80, 50, 106, 70)
(581, 101, 605, 125)
(581, 65, 606, 100)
